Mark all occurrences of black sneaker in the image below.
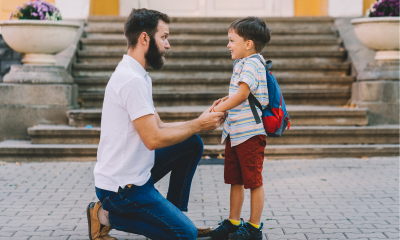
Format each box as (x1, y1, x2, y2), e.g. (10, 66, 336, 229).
(228, 222, 263, 240)
(209, 219, 243, 240)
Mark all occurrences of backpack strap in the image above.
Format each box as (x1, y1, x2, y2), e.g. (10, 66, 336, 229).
(248, 93, 263, 124)
(246, 55, 271, 124)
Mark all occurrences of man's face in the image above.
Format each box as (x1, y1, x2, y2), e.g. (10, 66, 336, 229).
(145, 20, 170, 70)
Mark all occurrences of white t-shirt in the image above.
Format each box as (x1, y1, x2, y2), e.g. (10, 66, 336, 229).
(94, 54, 156, 192)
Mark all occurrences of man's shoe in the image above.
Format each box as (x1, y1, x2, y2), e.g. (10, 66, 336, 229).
(197, 226, 212, 237)
(228, 222, 263, 240)
(86, 202, 117, 240)
(209, 219, 243, 240)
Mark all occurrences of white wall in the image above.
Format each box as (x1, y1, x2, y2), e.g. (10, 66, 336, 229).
(119, 0, 139, 17)
(128, 0, 294, 17)
(55, 0, 90, 20)
(328, 0, 363, 17)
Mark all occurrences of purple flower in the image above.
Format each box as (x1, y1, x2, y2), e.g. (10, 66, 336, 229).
(369, 0, 399, 17)
(11, 0, 62, 20)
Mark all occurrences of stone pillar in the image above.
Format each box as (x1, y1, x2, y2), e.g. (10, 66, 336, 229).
(0, 65, 78, 141)
(335, 18, 399, 125)
(351, 61, 399, 125)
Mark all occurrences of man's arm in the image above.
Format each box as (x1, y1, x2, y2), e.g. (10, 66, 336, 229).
(134, 101, 225, 150)
(154, 111, 186, 128)
(154, 99, 224, 129)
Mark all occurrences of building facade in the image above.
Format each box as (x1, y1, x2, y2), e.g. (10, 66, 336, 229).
(0, 0, 378, 20)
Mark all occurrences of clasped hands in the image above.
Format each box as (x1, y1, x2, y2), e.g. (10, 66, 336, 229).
(197, 97, 228, 131)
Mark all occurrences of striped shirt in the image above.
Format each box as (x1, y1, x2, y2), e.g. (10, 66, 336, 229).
(221, 53, 269, 147)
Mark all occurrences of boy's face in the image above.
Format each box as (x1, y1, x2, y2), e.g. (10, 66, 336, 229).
(227, 29, 252, 59)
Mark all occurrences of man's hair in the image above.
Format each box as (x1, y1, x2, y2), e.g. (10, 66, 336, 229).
(229, 17, 271, 53)
(124, 8, 170, 48)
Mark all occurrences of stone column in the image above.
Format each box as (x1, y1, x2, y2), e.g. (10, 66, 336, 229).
(351, 62, 399, 125)
(335, 18, 399, 125)
(0, 65, 78, 141)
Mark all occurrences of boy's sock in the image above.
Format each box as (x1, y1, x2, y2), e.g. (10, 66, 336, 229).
(248, 221, 261, 229)
(229, 219, 241, 226)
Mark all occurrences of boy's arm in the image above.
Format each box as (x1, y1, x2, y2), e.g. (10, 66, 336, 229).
(213, 83, 251, 112)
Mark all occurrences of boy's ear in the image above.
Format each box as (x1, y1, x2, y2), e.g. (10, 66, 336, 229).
(246, 40, 254, 51)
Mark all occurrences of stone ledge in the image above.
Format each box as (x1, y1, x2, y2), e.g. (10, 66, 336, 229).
(66, 105, 368, 127)
(3, 65, 73, 84)
(0, 83, 78, 106)
(26, 125, 400, 145)
(0, 140, 397, 161)
(0, 106, 75, 141)
(78, 89, 351, 108)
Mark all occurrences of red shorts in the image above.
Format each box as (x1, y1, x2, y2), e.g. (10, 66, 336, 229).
(224, 135, 266, 189)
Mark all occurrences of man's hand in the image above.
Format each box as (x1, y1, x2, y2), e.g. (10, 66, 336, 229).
(133, 99, 224, 150)
(196, 99, 225, 131)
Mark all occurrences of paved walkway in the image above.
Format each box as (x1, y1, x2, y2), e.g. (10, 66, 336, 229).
(0, 157, 399, 240)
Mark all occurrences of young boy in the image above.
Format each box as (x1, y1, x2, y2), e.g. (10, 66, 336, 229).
(208, 17, 271, 240)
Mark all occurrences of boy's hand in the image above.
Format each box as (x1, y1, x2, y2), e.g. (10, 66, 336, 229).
(215, 96, 229, 107)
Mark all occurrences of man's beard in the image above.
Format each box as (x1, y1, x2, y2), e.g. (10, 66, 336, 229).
(145, 36, 167, 70)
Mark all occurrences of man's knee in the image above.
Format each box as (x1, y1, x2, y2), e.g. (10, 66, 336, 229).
(185, 222, 198, 240)
(189, 134, 204, 153)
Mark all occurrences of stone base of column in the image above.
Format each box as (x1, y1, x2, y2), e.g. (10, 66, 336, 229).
(352, 79, 399, 125)
(0, 65, 78, 141)
(3, 65, 73, 84)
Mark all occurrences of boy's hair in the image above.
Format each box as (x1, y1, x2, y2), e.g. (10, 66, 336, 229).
(124, 8, 170, 48)
(229, 17, 271, 53)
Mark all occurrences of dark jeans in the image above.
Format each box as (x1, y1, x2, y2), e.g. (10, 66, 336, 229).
(95, 134, 204, 240)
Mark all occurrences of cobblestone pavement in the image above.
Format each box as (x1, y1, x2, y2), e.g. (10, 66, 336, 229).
(0, 157, 399, 240)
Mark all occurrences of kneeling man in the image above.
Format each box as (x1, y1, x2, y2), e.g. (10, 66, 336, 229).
(86, 8, 225, 240)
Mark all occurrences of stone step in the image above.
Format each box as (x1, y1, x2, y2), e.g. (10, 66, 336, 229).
(1, 140, 397, 161)
(78, 89, 351, 108)
(199, 125, 400, 145)
(80, 36, 341, 50)
(26, 125, 399, 145)
(85, 23, 336, 36)
(74, 75, 354, 92)
(203, 144, 400, 159)
(88, 16, 335, 24)
(77, 49, 346, 63)
(0, 140, 98, 162)
(74, 69, 349, 79)
(73, 61, 350, 72)
(66, 105, 368, 127)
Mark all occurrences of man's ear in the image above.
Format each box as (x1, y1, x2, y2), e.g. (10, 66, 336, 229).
(139, 32, 149, 46)
(246, 40, 254, 51)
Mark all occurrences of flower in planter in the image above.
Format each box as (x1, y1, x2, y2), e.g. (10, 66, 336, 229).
(10, 0, 62, 21)
(367, 0, 399, 17)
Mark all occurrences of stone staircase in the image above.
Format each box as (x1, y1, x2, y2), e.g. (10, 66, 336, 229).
(0, 16, 399, 161)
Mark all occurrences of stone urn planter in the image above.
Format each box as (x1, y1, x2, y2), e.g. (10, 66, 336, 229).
(0, 20, 80, 65)
(351, 17, 400, 61)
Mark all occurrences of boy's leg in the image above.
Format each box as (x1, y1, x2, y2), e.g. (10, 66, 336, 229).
(224, 136, 245, 221)
(96, 178, 197, 240)
(227, 135, 266, 240)
(209, 137, 244, 239)
(236, 135, 266, 225)
(249, 186, 264, 225)
(229, 184, 245, 221)
(151, 134, 203, 211)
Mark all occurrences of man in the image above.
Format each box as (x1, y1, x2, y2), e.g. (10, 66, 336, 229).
(86, 8, 225, 240)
